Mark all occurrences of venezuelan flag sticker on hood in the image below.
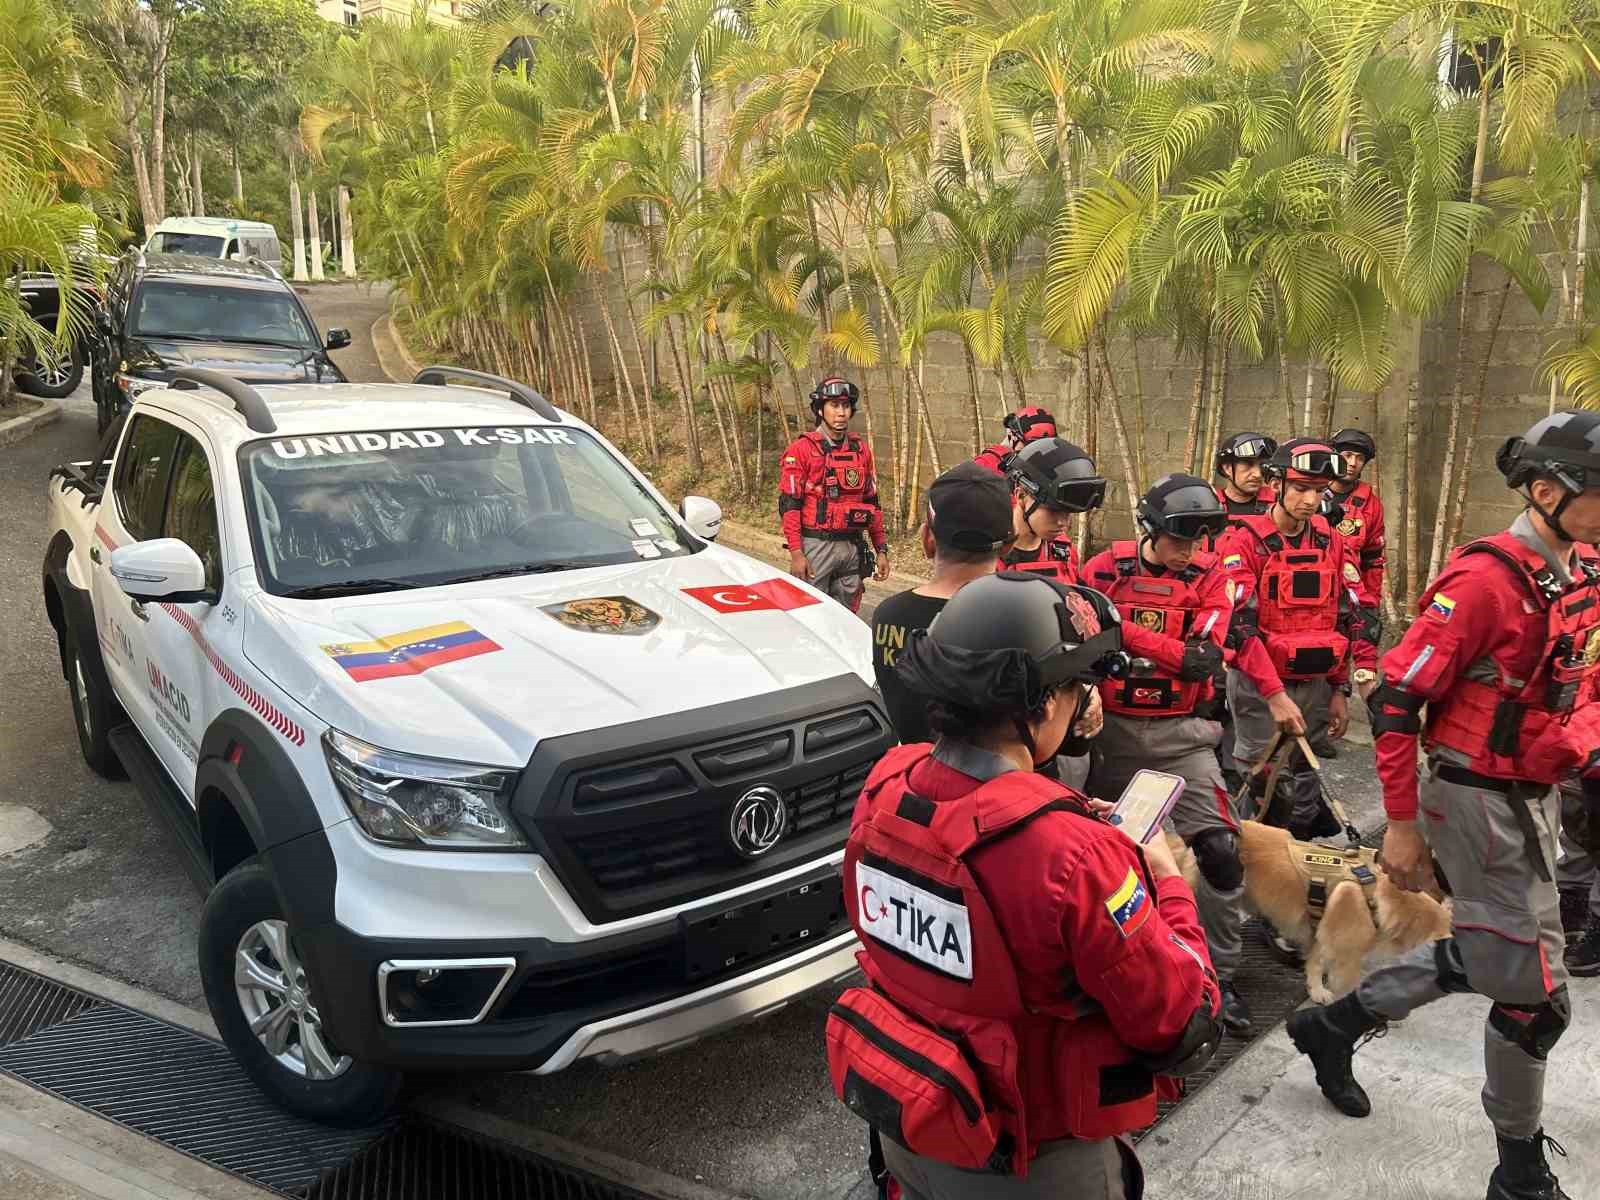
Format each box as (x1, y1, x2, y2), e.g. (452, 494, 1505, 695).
(322, 621, 501, 682)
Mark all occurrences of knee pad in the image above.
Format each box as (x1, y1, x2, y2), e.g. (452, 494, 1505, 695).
(1191, 828, 1244, 892)
(1490, 987, 1572, 1060)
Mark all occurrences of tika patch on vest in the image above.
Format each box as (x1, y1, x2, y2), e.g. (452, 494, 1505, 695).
(1132, 608, 1166, 632)
(855, 863, 973, 980)
(1105, 869, 1152, 939)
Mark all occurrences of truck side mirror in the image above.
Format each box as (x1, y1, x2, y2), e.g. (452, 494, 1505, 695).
(95, 310, 113, 335)
(110, 539, 214, 604)
(325, 328, 352, 350)
(680, 495, 722, 541)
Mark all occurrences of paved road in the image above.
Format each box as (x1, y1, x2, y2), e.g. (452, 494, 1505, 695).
(0, 288, 1382, 1200)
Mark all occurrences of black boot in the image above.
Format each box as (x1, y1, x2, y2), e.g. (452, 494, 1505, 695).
(1219, 979, 1253, 1036)
(1557, 885, 1591, 941)
(1486, 1130, 1570, 1200)
(1564, 918, 1600, 978)
(1286, 992, 1384, 1118)
(1289, 803, 1342, 841)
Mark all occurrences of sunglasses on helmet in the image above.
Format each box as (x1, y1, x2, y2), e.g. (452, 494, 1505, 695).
(816, 379, 855, 400)
(1228, 437, 1273, 461)
(1161, 510, 1229, 540)
(1283, 448, 1349, 479)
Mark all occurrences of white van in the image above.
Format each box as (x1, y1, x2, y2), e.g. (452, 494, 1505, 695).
(145, 217, 282, 270)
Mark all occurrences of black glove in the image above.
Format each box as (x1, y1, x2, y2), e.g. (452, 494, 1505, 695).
(1178, 640, 1223, 682)
(1320, 492, 1344, 525)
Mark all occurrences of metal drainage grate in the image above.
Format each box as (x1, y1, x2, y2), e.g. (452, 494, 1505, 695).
(0, 958, 665, 1199)
(304, 1118, 657, 1200)
(1136, 822, 1388, 1142)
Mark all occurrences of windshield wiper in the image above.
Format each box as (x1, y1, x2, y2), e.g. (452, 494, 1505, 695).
(442, 562, 596, 584)
(281, 577, 421, 598)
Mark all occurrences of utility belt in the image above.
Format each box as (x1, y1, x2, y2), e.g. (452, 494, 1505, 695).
(803, 529, 867, 542)
(1431, 762, 1553, 882)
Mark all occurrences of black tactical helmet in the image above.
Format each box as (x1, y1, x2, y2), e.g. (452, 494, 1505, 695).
(1216, 432, 1277, 474)
(1008, 437, 1106, 514)
(1497, 411, 1600, 539)
(1330, 428, 1377, 460)
(1138, 473, 1228, 541)
(808, 376, 859, 418)
(895, 574, 1129, 715)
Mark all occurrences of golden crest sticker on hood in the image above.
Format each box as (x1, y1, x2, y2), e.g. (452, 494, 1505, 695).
(541, 596, 661, 636)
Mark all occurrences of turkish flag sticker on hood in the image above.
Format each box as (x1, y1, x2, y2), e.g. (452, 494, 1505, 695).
(682, 578, 823, 613)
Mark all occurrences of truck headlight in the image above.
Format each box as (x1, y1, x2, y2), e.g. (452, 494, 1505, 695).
(115, 374, 161, 398)
(323, 729, 528, 849)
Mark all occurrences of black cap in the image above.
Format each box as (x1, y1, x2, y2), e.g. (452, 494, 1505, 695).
(926, 462, 1014, 553)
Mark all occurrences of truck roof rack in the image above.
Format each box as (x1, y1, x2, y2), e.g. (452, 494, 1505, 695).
(412, 365, 561, 422)
(169, 368, 277, 433)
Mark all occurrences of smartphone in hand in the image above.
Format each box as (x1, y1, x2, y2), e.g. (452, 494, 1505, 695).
(1107, 770, 1185, 844)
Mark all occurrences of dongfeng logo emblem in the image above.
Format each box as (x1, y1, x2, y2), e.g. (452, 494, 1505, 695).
(729, 786, 788, 858)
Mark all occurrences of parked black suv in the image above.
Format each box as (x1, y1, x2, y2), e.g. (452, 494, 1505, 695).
(89, 252, 349, 432)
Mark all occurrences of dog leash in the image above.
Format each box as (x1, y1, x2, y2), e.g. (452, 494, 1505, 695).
(1293, 735, 1363, 850)
(1232, 730, 1295, 820)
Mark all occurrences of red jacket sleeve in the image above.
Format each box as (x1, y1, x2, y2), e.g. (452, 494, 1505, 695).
(1214, 527, 1285, 699)
(1360, 490, 1387, 600)
(1373, 559, 1506, 820)
(862, 441, 887, 550)
(778, 437, 814, 553)
(1058, 835, 1219, 1057)
(1331, 528, 1377, 680)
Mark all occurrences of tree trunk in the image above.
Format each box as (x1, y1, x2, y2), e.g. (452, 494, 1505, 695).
(611, 241, 656, 460)
(1203, 344, 1230, 477)
(1096, 324, 1141, 531)
(149, 12, 175, 223)
(962, 342, 983, 455)
(667, 316, 702, 475)
(338, 186, 356, 276)
(232, 143, 243, 207)
(1447, 274, 1513, 548)
(191, 132, 205, 217)
(308, 191, 325, 281)
(1130, 335, 1148, 494)
(1182, 328, 1211, 475)
(1403, 376, 1421, 611)
(288, 167, 308, 282)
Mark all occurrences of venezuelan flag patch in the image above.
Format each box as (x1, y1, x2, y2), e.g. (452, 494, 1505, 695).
(322, 621, 501, 682)
(1104, 868, 1152, 938)
(1222, 553, 1243, 569)
(1427, 592, 1456, 623)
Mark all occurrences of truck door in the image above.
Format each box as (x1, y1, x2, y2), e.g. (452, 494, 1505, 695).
(91, 413, 180, 749)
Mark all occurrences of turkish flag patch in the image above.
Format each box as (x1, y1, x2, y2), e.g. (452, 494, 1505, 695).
(682, 578, 822, 613)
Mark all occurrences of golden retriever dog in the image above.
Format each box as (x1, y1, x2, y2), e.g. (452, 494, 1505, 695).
(1171, 821, 1452, 1004)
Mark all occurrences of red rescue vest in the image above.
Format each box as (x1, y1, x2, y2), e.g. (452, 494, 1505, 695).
(1422, 533, 1600, 782)
(828, 747, 1163, 1175)
(1096, 542, 1218, 717)
(801, 431, 877, 534)
(998, 537, 1079, 585)
(1237, 512, 1348, 680)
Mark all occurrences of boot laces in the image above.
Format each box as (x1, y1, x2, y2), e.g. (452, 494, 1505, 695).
(1354, 1022, 1389, 1053)
(1540, 1133, 1567, 1163)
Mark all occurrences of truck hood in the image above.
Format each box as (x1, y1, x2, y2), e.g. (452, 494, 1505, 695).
(127, 337, 339, 383)
(241, 545, 875, 766)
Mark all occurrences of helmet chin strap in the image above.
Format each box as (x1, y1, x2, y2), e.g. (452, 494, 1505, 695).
(1525, 485, 1577, 544)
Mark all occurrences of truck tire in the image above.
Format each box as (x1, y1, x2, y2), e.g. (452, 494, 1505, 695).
(18, 342, 84, 399)
(64, 627, 125, 779)
(200, 862, 403, 1127)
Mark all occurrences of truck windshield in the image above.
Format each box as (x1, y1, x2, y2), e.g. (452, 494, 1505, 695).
(147, 232, 225, 256)
(240, 425, 698, 596)
(130, 281, 318, 346)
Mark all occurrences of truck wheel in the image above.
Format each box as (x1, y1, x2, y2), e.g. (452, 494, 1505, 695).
(18, 343, 83, 399)
(65, 628, 124, 779)
(200, 862, 402, 1127)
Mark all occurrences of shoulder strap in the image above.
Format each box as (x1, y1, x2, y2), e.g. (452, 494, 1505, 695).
(931, 771, 1094, 858)
(1111, 540, 1139, 576)
(860, 744, 933, 806)
(1460, 534, 1562, 607)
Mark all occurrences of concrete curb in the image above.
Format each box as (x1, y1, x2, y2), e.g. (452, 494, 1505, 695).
(370, 312, 420, 384)
(0, 399, 64, 449)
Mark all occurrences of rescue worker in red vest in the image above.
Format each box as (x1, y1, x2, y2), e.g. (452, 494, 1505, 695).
(830, 573, 1220, 1199)
(1289, 413, 1600, 1200)
(997, 438, 1105, 584)
(1324, 427, 1387, 602)
(778, 376, 890, 611)
(1216, 438, 1380, 840)
(974, 406, 1058, 475)
(1082, 475, 1261, 1037)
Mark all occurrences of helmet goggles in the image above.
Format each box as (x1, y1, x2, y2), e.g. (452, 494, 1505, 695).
(814, 378, 857, 403)
(1021, 473, 1107, 514)
(1159, 509, 1229, 540)
(1225, 436, 1274, 462)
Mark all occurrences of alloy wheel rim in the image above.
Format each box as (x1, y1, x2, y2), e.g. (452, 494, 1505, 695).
(234, 919, 351, 1081)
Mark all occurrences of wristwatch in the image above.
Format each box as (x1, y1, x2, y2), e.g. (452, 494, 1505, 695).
(1353, 668, 1377, 686)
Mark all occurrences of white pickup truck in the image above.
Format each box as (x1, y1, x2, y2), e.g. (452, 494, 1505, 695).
(43, 366, 888, 1124)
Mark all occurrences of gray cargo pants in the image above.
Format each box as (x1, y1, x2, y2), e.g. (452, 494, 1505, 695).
(802, 535, 863, 612)
(1227, 671, 1332, 830)
(1356, 769, 1570, 1140)
(884, 1133, 1141, 1200)
(1556, 777, 1600, 924)
(1091, 712, 1244, 980)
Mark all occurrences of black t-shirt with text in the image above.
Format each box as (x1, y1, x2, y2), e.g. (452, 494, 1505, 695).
(871, 588, 951, 744)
